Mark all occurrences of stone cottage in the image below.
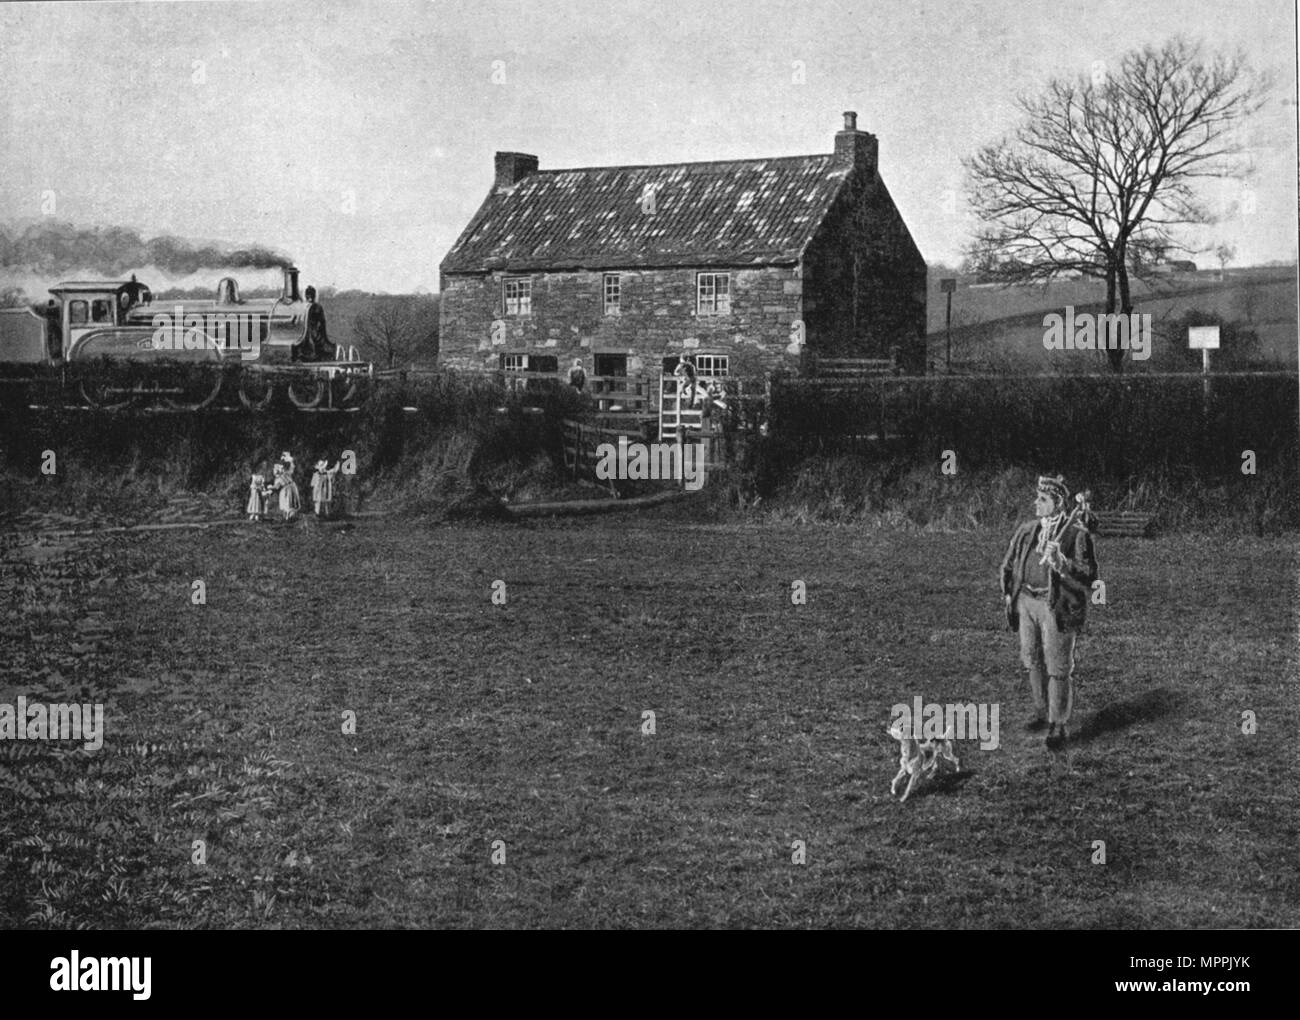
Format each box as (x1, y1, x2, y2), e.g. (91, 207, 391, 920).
(438, 112, 927, 389)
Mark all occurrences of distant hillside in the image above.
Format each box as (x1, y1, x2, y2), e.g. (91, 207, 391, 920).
(925, 266, 1297, 371)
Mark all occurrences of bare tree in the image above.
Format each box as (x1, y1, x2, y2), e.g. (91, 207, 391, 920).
(1214, 242, 1236, 279)
(351, 295, 439, 369)
(965, 37, 1270, 370)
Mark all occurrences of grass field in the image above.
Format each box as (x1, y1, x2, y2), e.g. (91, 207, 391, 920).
(1, 509, 1297, 928)
(927, 266, 1298, 369)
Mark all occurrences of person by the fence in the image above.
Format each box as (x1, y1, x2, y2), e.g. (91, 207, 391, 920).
(673, 356, 701, 428)
(673, 357, 696, 396)
(1000, 474, 1098, 749)
(568, 358, 586, 391)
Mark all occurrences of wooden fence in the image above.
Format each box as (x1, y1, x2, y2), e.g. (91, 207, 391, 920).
(562, 417, 727, 490)
(806, 356, 900, 378)
(500, 371, 653, 414)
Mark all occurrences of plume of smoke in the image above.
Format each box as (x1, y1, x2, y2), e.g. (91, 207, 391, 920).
(0, 221, 293, 277)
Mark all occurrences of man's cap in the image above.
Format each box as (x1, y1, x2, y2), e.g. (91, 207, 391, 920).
(1037, 474, 1069, 505)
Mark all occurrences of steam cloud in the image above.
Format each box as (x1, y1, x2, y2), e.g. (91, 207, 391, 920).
(0, 221, 293, 277)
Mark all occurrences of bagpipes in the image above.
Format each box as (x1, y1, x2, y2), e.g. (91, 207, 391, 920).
(1004, 488, 1092, 631)
(1038, 489, 1092, 567)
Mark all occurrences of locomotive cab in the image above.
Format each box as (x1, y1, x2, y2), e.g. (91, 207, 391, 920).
(50, 278, 151, 360)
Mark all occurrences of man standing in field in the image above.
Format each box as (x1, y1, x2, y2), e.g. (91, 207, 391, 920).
(1000, 475, 1098, 749)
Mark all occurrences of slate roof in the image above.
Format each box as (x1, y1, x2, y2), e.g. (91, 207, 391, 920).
(440, 154, 853, 273)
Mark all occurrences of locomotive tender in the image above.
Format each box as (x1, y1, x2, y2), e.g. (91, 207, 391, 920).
(0, 266, 370, 410)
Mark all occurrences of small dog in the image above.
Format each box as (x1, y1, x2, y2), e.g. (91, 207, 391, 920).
(886, 719, 961, 803)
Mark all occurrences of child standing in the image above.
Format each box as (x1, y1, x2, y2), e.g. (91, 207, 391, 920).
(311, 459, 340, 518)
(247, 465, 269, 521)
(273, 454, 301, 521)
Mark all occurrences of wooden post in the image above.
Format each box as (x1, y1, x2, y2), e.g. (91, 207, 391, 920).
(1202, 346, 1211, 410)
(940, 278, 956, 373)
(1188, 325, 1219, 418)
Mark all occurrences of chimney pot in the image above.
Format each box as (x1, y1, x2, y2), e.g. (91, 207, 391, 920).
(281, 266, 301, 303)
(833, 113, 877, 177)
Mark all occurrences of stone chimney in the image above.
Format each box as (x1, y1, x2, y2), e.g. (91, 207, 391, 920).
(495, 151, 539, 190)
(833, 111, 877, 177)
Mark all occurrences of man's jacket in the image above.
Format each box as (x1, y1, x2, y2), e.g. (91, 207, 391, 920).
(1000, 517, 1099, 632)
(305, 302, 331, 360)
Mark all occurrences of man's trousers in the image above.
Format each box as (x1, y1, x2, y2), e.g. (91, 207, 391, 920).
(1017, 592, 1076, 726)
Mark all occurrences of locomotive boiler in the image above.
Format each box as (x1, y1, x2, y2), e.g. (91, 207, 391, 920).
(0, 266, 371, 411)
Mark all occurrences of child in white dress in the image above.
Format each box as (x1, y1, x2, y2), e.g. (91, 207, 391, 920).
(272, 460, 301, 521)
(247, 466, 268, 521)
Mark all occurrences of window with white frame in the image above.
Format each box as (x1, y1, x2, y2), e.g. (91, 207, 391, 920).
(696, 273, 731, 315)
(694, 354, 729, 378)
(503, 278, 532, 316)
(501, 352, 528, 392)
(603, 273, 621, 315)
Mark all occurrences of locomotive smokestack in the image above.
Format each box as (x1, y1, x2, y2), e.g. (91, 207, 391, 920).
(282, 266, 301, 302)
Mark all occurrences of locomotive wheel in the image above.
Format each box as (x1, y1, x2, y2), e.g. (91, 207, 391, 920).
(338, 374, 370, 409)
(162, 371, 224, 411)
(238, 371, 275, 410)
(286, 376, 325, 409)
(80, 378, 137, 411)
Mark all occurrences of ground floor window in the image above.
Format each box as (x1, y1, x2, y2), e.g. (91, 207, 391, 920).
(500, 353, 559, 393)
(594, 353, 627, 377)
(693, 354, 729, 378)
(663, 354, 728, 378)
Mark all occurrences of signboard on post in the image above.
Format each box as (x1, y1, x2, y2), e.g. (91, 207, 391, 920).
(1189, 325, 1219, 409)
(939, 278, 956, 294)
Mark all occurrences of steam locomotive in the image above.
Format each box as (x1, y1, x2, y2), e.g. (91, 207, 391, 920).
(0, 266, 371, 411)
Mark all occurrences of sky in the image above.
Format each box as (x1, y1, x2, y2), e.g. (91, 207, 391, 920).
(1, 0, 1296, 294)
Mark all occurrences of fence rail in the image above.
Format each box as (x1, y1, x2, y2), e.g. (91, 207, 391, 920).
(562, 416, 727, 489)
(808, 357, 900, 377)
(1091, 511, 1156, 537)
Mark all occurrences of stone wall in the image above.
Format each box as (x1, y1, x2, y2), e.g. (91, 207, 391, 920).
(803, 173, 928, 368)
(439, 265, 807, 378)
